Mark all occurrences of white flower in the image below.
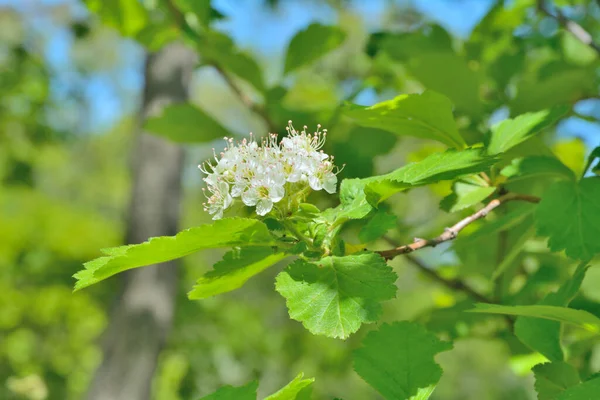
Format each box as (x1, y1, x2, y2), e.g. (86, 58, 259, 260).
(242, 177, 285, 216)
(203, 181, 233, 220)
(199, 122, 341, 219)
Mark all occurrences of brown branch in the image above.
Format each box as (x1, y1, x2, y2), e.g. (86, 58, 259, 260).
(164, 0, 278, 133)
(378, 193, 540, 260)
(537, 0, 600, 55)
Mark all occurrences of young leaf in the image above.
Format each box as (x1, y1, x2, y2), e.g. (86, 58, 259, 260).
(409, 385, 436, 400)
(535, 177, 600, 260)
(553, 138, 587, 178)
(342, 91, 466, 149)
(533, 362, 580, 400)
(556, 376, 600, 400)
(188, 248, 288, 300)
(199, 380, 258, 400)
(74, 218, 275, 290)
(468, 303, 600, 334)
(353, 321, 452, 400)
(358, 209, 397, 243)
(144, 103, 230, 143)
(284, 23, 346, 74)
(501, 156, 576, 183)
(487, 106, 567, 155)
(515, 263, 588, 361)
(365, 148, 497, 206)
(327, 178, 379, 222)
(440, 179, 496, 213)
(275, 253, 397, 339)
(264, 373, 315, 400)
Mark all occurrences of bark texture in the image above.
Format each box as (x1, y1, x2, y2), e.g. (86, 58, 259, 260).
(86, 42, 196, 400)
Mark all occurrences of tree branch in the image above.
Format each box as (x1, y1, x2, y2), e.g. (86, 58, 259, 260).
(377, 193, 540, 260)
(537, 0, 600, 55)
(164, 0, 278, 133)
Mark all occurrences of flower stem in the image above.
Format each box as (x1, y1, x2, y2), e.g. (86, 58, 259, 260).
(280, 219, 314, 247)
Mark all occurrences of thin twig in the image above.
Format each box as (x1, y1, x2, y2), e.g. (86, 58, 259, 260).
(537, 0, 600, 55)
(494, 229, 509, 301)
(479, 172, 492, 186)
(407, 253, 492, 303)
(402, 249, 514, 330)
(378, 193, 540, 260)
(211, 64, 278, 133)
(165, 0, 278, 133)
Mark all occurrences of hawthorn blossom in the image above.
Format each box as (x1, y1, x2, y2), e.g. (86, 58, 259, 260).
(200, 122, 341, 219)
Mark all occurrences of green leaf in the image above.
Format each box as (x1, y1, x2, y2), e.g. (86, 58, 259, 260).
(328, 178, 379, 222)
(501, 156, 576, 183)
(556, 376, 600, 400)
(457, 204, 535, 245)
(535, 177, 600, 260)
(533, 362, 580, 400)
(512, 67, 596, 114)
(365, 148, 497, 206)
(491, 225, 535, 281)
(188, 248, 287, 300)
(74, 218, 275, 290)
(562, 31, 597, 67)
(342, 91, 466, 149)
(404, 53, 482, 117)
(284, 23, 346, 74)
(353, 321, 453, 400)
(582, 146, 600, 177)
(409, 386, 436, 400)
(173, 0, 223, 28)
(199, 380, 257, 400)
(369, 26, 452, 60)
(264, 373, 315, 400)
(135, 23, 180, 51)
(282, 74, 339, 112)
(467, 303, 600, 334)
(358, 209, 397, 243)
(553, 138, 587, 178)
(440, 178, 496, 213)
(487, 107, 567, 155)
(275, 253, 397, 339)
(197, 31, 265, 92)
(515, 263, 588, 361)
(84, 0, 148, 37)
(454, 206, 536, 278)
(371, 28, 481, 117)
(144, 103, 230, 143)
(331, 127, 397, 179)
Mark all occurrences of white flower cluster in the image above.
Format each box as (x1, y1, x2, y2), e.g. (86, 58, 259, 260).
(200, 122, 340, 219)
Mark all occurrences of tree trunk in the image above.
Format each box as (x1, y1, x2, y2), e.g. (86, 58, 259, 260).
(86, 42, 196, 400)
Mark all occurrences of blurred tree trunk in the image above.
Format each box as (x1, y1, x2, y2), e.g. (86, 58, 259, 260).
(86, 42, 196, 400)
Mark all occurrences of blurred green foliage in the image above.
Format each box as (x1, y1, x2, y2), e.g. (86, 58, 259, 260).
(2, 0, 600, 399)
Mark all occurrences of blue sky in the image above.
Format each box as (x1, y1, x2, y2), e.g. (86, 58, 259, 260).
(3, 0, 599, 148)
